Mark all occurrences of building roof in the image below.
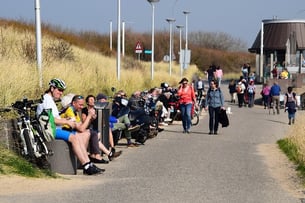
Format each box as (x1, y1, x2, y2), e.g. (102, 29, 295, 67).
(249, 19, 305, 53)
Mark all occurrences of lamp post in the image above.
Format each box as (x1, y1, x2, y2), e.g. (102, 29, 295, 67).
(117, 0, 121, 81)
(109, 20, 112, 51)
(183, 10, 190, 69)
(176, 25, 184, 78)
(166, 18, 175, 76)
(147, 0, 160, 80)
(35, 0, 42, 88)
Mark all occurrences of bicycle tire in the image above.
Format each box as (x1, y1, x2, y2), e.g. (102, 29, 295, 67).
(23, 129, 35, 160)
(191, 111, 200, 126)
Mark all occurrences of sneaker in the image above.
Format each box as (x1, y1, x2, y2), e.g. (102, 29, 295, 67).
(108, 150, 122, 161)
(164, 118, 172, 122)
(83, 165, 103, 175)
(128, 125, 140, 132)
(159, 122, 168, 126)
(127, 143, 139, 148)
(208, 131, 212, 135)
(214, 132, 218, 135)
(186, 130, 190, 134)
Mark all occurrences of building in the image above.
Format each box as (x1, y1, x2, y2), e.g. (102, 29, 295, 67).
(249, 19, 305, 81)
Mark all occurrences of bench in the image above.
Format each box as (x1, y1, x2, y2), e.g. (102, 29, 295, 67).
(46, 140, 78, 175)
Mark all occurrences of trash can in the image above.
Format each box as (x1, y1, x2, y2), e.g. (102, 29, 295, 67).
(94, 102, 110, 150)
(300, 92, 305, 110)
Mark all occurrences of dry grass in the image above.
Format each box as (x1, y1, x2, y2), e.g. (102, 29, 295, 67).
(0, 25, 199, 107)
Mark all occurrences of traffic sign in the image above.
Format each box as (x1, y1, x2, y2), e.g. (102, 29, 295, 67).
(135, 41, 143, 54)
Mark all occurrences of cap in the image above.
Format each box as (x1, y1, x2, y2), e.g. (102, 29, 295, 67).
(96, 93, 107, 101)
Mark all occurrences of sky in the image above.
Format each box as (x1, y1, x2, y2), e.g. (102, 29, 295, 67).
(0, 0, 305, 47)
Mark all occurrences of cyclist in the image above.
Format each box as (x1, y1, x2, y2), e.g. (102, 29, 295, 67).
(36, 78, 103, 175)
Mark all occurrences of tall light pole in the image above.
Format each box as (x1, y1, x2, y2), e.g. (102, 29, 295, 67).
(109, 20, 112, 51)
(35, 0, 42, 88)
(117, 0, 121, 81)
(176, 25, 184, 78)
(183, 10, 190, 69)
(122, 20, 125, 57)
(147, 0, 159, 80)
(166, 18, 175, 76)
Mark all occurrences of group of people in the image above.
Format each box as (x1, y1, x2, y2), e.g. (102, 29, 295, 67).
(261, 81, 298, 124)
(228, 76, 257, 108)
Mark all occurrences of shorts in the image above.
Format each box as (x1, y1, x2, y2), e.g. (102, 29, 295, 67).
(55, 127, 76, 141)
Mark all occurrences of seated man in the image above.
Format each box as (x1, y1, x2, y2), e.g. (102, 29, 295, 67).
(36, 78, 103, 175)
(101, 92, 140, 147)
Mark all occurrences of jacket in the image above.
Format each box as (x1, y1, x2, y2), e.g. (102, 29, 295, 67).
(205, 88, 224, 108)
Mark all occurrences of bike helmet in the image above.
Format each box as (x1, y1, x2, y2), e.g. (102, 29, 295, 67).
(49, 78, 66, 90)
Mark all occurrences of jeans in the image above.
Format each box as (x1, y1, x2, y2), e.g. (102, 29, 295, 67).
(208, 106, 220, 133)
(180, 103, 192, 131)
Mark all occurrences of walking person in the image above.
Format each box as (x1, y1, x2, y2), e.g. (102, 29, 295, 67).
(177, 77, 197, 133)
(228, 79, 236, 103)
(215, 66, 223, 86)
(236, 78, 246, 108)
(247, 80, 256, 108)
(205, 80, 225, 135)
(261, 82, 271, 109)
(270, 81, 281, 114)
(284, 86, 297, 125)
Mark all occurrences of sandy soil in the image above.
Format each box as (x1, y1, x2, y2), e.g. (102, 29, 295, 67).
(1, 143, 304, 198)
(257, 144, 305, 199)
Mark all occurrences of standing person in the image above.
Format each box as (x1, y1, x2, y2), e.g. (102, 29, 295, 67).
(261, 83, 271, 109)
(196, 76, 205, 103)
(284, 86, 297, 125)
(177, 77, 197, 133)
(206, 64, 216, 87)
(215, 66, 223, 86)
(270, 81, 281, 114)
(205, 80, 225, 135)
(36, 78, 103, 175)
(241, 64, 249, 81)
(247, 80, 256, 108)
(228, 79, 236, 103)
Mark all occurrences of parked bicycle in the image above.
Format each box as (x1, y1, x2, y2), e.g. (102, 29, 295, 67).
(11, 97, 51, 169)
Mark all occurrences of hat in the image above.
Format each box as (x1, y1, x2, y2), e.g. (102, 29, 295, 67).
(61, 93, 75, 108)
(179, 77, 188, 84)
(96, 93, 107, 101)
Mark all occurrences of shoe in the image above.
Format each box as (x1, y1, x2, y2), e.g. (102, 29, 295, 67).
(127, 143, 139, 148)
(128, 125, 140, 132)
(157, 128, 164, 132)
(186, 130, 190, 134)
(164, 118, 172, 122)
(90, 157, 109, 164)
(208, 131, 212, 135)
(214, 132, 218, 135)
(83, 165, 103, 175)
(183, 130, 186, 133)
(108, 150, 122, 161)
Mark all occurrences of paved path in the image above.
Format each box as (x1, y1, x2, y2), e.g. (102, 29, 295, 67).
(0, 84, 302, 203)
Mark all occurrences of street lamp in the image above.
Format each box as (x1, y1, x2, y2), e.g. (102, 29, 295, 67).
(35, 0, 42, 88)
(166, 18, 176, 76)
(183, 10, 190, 69)
(176, 25, 184, 77)
(147, 0, 160, 80)
(117, 0, 121, 81)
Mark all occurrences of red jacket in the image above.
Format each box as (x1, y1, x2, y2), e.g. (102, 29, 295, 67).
(178, 85, 196, 104)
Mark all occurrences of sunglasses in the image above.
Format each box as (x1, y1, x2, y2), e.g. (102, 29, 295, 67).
(57, 88, 64, 92)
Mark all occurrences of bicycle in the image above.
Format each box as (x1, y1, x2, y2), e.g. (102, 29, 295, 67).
(11, 98, 52, 169)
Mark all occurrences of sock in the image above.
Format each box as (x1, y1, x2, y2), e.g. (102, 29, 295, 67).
(83, 162, 90, 170)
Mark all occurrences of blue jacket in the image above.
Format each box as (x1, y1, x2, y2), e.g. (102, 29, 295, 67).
(205, 88, 224, 108)
(270, 84, 281, 96)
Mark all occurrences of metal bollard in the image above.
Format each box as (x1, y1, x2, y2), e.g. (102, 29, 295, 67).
(95, 102, 110, 150)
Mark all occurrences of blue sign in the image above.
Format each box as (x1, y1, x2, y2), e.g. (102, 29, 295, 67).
(144, 50, 152, 54)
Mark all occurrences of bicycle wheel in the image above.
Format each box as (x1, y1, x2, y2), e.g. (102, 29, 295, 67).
(23, 129, 35, 160)
(191, 110, 200, 126)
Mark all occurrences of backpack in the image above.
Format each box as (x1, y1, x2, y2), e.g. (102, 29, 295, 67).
(236, 84, 242, 93)
(38, 109, 56, 142)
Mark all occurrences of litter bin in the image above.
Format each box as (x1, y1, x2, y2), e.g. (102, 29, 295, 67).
(300, 92, 305, 110)
(94, 102, 110, 150)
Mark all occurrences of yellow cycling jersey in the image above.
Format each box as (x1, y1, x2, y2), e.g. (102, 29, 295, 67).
(60, 106, 81, 130)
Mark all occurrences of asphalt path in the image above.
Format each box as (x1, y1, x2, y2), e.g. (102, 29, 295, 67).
(1, 84, 301, 203)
